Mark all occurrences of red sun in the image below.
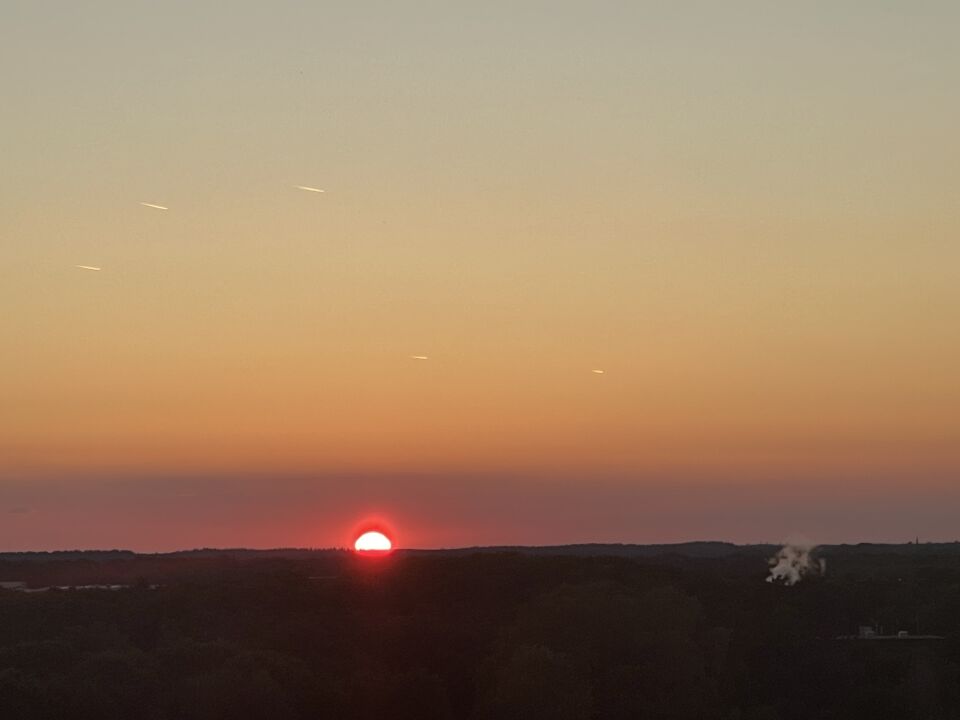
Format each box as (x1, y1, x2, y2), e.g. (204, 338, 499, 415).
(354, 530, 393, 554)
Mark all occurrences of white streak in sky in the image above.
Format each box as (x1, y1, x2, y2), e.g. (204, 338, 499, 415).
(75, 265, 102, 271)
(410, 355, 429, 360)
(295, 185, 325, 193)
(139, 202, 169, 210)
(592, 369, 605, 374)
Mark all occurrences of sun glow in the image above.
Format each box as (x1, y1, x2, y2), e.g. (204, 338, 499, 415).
(354, 530, 393, 553)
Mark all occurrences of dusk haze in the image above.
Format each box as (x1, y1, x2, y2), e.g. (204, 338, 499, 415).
(2, 2, 958, 553)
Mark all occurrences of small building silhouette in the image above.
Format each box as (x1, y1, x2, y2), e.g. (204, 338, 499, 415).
(837, 625, 943, 641)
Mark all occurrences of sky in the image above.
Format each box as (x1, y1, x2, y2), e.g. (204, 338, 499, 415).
(2, 1, 959, 551)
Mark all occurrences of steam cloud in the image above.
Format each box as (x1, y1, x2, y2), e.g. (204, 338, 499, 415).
(766, 542, 825, 586)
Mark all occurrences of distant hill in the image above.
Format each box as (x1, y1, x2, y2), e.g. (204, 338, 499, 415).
(0, 550, 137, 562)
(4, 541, 959, 562)
(403, 541, 777, 558)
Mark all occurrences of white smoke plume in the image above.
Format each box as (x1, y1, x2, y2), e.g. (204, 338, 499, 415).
(766, 542, 824, 585)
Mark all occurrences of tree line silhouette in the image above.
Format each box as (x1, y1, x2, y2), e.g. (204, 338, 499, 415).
(2, 546, 960, 719)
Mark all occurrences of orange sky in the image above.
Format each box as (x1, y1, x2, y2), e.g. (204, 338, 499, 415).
(2, 2, 959, 549)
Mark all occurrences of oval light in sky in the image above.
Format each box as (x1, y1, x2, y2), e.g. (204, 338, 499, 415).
(354, 530, 392, 553)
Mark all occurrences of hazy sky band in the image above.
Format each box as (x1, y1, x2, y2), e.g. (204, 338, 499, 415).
(1, 1, 958, 548)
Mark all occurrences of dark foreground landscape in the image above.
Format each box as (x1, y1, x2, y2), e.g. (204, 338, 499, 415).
(3, 543, 960, 719)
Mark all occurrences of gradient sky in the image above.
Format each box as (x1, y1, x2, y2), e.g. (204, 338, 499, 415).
(2, 1, 959, 550)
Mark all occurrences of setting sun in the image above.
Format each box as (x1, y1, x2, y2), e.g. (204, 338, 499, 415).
(354, 530, 393, 553)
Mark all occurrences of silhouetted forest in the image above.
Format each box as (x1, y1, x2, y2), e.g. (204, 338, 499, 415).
(3, 544, 960, 719)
